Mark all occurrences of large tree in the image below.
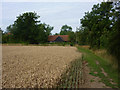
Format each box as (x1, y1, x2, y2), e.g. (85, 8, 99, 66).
(80, 2, 113, 48)
(107, 1, 120, 61)
(6, 12, 53, 44)
(60, 25, 76, 43)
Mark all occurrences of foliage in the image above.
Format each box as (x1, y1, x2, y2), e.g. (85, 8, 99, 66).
(0, 28, 3, 43)
(68, 31, 76, 43)
(3, 12, 53, 44)
(60, 25, 72, 35)
(60, 25, 76, 43)
(79, 2, 113, 48)
(77, 2, 120, 65)
(76, 27, 89, 45)
(2, 33, 14, 43)
(54, 33, 59, 35)
(107, 1, 120, 62)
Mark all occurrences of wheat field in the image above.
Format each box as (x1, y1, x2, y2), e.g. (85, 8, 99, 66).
(2, 46, 81, 88)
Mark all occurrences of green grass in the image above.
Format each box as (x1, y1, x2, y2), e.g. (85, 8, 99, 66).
(77, 46, 118, 88)
(56, 58, 83, 88)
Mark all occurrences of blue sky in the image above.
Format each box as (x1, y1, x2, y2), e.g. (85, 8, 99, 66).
(1, 2, 100, 34)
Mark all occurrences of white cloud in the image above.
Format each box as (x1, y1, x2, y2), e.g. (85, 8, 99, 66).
(2, 0, 100, 2)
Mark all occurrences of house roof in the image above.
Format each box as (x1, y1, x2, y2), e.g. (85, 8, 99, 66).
(48, 35, 69, 41)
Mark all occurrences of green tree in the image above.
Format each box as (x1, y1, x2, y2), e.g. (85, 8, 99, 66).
(43, 23, 53, 36)
(80, 2, 113, 48)
(60, 25, 76, 43)
(107, 1, 120, 61)
(76, 27, 89, 45)
(54, 33, 59, 35)
(0, 28, 3, 43)
(69, 31, 76, 43)
(60, 25, 72, 35)
(6, 12, 53, 44)
(14, 12, 41, 43)
(0, 28, 3, 35)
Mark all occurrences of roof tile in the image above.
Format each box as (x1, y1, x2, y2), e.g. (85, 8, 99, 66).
(48, 35, 69, 41)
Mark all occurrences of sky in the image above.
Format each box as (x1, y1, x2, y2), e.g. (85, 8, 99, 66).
(1, 1, 100, 34)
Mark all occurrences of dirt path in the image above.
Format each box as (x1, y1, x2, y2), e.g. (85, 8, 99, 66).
(81, 61, 111, 88)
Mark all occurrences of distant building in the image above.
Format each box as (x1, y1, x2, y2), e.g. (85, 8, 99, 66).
(48, 35, 69, 42)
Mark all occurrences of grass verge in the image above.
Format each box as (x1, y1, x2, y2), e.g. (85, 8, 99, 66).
(77, 46, 118, 88)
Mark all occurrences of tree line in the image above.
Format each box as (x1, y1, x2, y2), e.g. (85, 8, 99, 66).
(1, 12, 76, 44)
(76, 2, 120, 62)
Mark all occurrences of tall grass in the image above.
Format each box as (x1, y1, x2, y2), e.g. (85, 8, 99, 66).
(93, 49, 118, 69)
(77, 46, 118, 88)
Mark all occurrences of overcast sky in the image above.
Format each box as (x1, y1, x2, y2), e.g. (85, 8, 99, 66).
(1, 1, 100, 34)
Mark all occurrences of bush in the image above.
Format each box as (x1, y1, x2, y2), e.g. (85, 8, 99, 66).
(70, 42, 74, 46)
(107, 31, 120, 61)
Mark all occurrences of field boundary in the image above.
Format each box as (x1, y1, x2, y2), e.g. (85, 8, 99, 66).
(56, 57, 85, 88)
